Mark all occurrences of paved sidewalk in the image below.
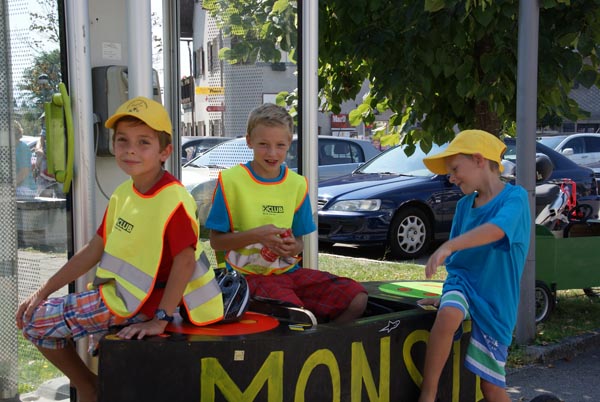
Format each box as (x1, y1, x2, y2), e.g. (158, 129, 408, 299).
(506, 329, 600, 401)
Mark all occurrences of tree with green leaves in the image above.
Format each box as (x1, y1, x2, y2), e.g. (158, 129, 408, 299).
(17, 50, 62, 108)
(203, 0, 297, 64)
(28, 0, 61, 51)
(204, 0, 600, 151)
(13, 0, 61, 133)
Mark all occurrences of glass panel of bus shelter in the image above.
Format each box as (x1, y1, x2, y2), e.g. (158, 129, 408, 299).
(2, 0, 68, 398)
(179, 1, 298, 246)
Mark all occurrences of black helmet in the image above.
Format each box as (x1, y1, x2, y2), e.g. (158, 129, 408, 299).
(535, 153, 554, 183)
(215, 268, 250, 323)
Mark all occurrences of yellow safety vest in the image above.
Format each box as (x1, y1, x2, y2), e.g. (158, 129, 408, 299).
(220, 165, 306, 275)
(94, 179, 223, 325)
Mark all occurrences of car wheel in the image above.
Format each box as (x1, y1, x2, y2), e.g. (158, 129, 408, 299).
(388, 207, 432, 260)
(535, 280, 555, 323)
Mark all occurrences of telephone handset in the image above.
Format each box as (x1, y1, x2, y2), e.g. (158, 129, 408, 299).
(44, 82, 74, 194)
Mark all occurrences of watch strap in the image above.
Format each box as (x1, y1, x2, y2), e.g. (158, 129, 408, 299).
(155, 309, 174, 322)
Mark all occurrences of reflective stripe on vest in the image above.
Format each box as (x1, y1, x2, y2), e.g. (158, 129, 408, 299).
(98, 251, 154, 292)
(220, 165, 307, 275)
(95, 179, 223, 324)
(182, 251, 223, 325)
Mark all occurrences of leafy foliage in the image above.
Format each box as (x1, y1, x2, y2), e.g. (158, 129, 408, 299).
(28, 0, 61, 51)
(203, 0, 297, 64)
(16, 49, 62, 111)
(320, 0, 600, 149)
(202, 1, 600, 149)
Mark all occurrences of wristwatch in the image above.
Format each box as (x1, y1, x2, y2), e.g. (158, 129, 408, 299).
(154, 309, 174, 323)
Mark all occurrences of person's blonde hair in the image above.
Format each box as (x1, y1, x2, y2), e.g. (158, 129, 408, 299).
(13, 120, 24, 137)
(246, 103, 294, 138)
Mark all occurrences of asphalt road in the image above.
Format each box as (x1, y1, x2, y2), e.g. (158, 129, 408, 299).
(506, 345, 600, 402)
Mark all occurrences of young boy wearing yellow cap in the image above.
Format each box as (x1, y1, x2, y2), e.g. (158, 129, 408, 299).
(418, 130, 531, 402)
(16, 97, 223, 402)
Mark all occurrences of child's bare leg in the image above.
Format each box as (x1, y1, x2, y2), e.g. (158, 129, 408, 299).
(480, 379, 511, 402)
(37, 343, 97, 402)
(418, 307, 463, 402)
(333, 292, 368, 324)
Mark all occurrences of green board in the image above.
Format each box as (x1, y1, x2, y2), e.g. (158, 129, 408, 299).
(378, 281, 443, 298)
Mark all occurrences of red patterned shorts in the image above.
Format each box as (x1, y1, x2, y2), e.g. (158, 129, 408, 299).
(245, 268, 367, 321)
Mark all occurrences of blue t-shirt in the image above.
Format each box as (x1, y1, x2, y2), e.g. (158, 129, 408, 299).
(205, 162, 316, 271)
(16, 140, 36, 191)
(443, 183, 531, 345)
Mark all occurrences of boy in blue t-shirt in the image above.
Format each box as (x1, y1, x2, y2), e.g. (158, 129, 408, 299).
(206, 103, 367, 323)
(418, 130, 531, 402)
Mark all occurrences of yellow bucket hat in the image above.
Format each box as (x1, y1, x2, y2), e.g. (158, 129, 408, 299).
(105, 96, 172, 136)
(422, 129, 506, 175)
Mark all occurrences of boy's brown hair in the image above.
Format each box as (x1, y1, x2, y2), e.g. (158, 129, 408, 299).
(247, 103, 294, 138)
(111, 116, 171, 151)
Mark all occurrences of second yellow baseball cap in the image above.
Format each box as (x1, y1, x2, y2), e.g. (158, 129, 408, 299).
(422, 130, 506, 175)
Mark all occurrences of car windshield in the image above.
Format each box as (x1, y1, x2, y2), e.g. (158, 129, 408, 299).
(184, 140, 253, 169)
(356, 143, 447, 177)
(537, 136, 567, 150)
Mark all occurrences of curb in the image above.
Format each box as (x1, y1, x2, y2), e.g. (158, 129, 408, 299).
(522, 328, 600, 364)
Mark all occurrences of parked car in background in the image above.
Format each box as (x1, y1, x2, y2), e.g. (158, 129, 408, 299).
(181, 136, 234, 164)
(537, 133, 600, 169)
(182, 135, 380, 230)
(317, 137, 596, 260)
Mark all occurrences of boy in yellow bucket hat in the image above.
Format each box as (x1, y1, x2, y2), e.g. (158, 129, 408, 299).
(418, 129, 531, 402)
(16, 96, 224, 402)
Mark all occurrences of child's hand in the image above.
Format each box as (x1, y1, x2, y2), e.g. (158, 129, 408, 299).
(277, 232, 299, 257)
(15, 290, 46, 329)
(116, 319, 168, 340)
(417, 297, 440, 310)
(255, 225, 296, 255)
(425, 243, 451, 279)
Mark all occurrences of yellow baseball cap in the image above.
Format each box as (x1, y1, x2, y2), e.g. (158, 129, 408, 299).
(105, 96, 172, 136)
(422, 129, 506, 174)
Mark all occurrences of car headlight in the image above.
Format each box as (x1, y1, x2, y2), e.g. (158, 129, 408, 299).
(329, 199, 381, 211)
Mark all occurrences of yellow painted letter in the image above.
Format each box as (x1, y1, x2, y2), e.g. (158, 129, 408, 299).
(295, 349, 340, 402)
(200, 352, 283, 402)
(351, 337, 390, 402)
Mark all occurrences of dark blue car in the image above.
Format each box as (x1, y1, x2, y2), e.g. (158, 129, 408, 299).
(317, 138, 597, 260)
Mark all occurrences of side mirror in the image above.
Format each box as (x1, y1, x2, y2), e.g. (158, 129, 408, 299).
(562, 148, 574, 156)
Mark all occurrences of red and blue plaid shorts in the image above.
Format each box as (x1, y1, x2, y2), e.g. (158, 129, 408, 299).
(21, 289, 144, 349)
(245, 268, 367, 321)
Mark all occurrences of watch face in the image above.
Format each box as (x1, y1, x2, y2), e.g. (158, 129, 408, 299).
(155, 309, 173, 322)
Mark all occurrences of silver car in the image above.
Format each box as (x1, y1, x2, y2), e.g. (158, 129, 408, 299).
(182, 135, 380, 231)
(180, 135, 234, 164)
(538, 133, 600, 169)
